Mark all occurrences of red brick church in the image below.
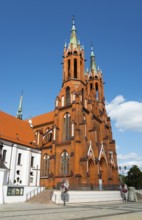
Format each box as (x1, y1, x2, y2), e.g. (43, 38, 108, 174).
(31, 19, 119, 189)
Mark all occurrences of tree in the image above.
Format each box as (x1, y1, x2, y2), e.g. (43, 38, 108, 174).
(124, 165, 142, 189)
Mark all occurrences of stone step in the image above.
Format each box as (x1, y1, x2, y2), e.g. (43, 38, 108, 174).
(52, 190, 122, 204)
(27, 189, 53, 204)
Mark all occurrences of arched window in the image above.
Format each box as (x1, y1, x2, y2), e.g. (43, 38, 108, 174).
(42, 154, 50, 176)
(45, 127, 52, 142)
(68, 59, 70, 78)
(61, 151, 69, 175)
(74, 58, 77, 78)
(90, 83, 93, 91)
(63, 113, 71, 141)
(95, 83, 98, 100)
(66, 87, 70, 105)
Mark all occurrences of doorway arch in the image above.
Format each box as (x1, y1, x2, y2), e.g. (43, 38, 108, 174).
(99, 157, 108, 185)
(89, 159, 95, 186)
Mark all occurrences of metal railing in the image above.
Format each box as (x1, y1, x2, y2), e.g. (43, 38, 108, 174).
(26, 186, 45, 201)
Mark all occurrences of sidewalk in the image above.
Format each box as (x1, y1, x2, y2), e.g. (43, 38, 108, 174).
(0, 200, 142, 220)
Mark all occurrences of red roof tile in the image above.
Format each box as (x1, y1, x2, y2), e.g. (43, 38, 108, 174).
(0, 111, 36, 148)
(31, 111, 54, 127)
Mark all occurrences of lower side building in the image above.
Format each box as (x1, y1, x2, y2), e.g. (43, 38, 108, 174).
(0, 111, 41, 187)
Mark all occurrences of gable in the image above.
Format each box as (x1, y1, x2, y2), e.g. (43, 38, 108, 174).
(31, 111, 54, 128)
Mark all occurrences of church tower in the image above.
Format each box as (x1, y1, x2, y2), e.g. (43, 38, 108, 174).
(32, 18, 119, 189)
(62, 18, 85, 84)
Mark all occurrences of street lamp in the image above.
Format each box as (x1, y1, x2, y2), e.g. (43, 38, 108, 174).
(119, 166, 127, 183)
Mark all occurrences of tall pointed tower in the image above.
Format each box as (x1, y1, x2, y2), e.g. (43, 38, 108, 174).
(17, 91, 23, 120)
(32, 19, 119, 189)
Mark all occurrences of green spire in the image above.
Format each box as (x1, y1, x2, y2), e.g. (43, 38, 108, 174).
(70, 17, 78, 47)
(17, 91, 23, 120)
(90, 43, 97, 73)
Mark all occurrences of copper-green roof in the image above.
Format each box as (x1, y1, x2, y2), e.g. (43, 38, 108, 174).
(90, 44, 97, 72)
(70, 18, 78, 47)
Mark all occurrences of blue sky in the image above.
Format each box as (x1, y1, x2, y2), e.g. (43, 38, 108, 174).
(0, 0, 142, 171)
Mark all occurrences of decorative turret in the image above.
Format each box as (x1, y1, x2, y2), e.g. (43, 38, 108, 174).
(90, 43, 97, 74)
(17, 91, 23, 120)
(70, 17, 78, 48)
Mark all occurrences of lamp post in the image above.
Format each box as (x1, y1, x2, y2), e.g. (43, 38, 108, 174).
(119, 166, 127, 183)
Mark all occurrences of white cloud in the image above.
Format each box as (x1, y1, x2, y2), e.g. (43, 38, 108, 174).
(106, 95, 142, 132)
(118, 152, 141, 160)
(118, 152, 142, 170)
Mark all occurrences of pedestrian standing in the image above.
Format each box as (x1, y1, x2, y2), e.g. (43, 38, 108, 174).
(122, 184, 128, 202)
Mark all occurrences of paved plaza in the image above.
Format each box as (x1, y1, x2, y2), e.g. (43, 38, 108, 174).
(0, 200, 142, 220)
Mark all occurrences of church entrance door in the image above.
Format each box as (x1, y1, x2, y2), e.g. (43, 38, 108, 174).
(100, 158, 108, 186)
(89, 159, 95, 186)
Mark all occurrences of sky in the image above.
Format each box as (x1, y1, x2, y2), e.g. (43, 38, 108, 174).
(0, 0, 142, 172)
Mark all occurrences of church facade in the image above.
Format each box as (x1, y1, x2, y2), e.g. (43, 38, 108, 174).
(31, 19, 119, 189)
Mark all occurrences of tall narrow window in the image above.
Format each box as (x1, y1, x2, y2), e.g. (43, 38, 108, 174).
(63, 113, 71, 141)
(31, 156, 34, 167)
(95, 83, 99, 100)
(90, 83, 93, 91)
(61, 151, 69, 175)
(74, 59, 77, 78)
(66, 87, 70, 105)
(17, 153, 22, 165)
(68, 59, 70, 78)
(45, 128, 52, 142)
(2, 149, 7, 162)
(42, 154, 50, 176)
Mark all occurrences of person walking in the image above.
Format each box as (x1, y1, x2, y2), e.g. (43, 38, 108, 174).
(122, 184, 128, 202)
